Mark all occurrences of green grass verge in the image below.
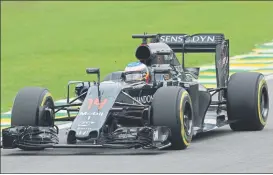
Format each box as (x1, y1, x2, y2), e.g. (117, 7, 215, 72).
(1, 1, 273, 112)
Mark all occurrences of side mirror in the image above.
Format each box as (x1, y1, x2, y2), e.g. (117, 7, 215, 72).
(86, 68, 100, 84)
(86, 68, 100, 74)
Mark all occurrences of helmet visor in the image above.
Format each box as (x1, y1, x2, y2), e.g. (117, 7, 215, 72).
(125, 73, 143, 81)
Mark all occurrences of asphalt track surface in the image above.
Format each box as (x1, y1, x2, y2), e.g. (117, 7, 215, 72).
(1, 75, 273, 173)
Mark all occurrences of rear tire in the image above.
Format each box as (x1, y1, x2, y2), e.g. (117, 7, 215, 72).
(151, 87, 194, 150)
(227, 72, 269, 131)
(11, 87, 55, 150)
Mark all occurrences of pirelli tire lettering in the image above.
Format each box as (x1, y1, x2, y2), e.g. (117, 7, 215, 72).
(133, 95, 154, 104)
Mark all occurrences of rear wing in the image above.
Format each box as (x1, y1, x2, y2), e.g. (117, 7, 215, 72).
(132, 33, 230, 92)
(155, 33, 225, 53)
(132, 33, 227, 53)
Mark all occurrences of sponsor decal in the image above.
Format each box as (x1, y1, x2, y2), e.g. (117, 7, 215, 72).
(78, 121, 95, 127)
(133, 95, 153, 104)
(159, 35, 216, 44)
(222, 56, 228, 67)
(219, 43, 228, 68)
(88, 98, 108, 110)
(160, 35, 185, 43)
(76, 129, 91, 136)
(78, 111, 104, 117)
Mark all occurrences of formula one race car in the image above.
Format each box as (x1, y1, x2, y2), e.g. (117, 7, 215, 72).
(1, 33, 270, 151)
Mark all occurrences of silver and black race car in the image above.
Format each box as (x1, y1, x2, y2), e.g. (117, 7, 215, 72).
(1, 33, 270, 151)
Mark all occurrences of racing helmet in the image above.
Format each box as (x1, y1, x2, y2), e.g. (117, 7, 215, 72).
(124, 62, 150, 83)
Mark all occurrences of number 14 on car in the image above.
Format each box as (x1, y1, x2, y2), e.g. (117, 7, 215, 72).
(88, 98, 108, 110)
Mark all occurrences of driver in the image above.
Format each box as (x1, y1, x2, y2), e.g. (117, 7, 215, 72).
(124, 61, 151, 83)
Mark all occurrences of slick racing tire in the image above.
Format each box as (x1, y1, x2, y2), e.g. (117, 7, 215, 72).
(227, 72, 269, 131)
(151, 87, 193, 150)
(11, 87, 55, 150)
(11, 87, 55, 127)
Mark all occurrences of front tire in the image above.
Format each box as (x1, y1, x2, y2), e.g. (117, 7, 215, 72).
(151, 87, 194, 150)
(227, 72, 269, 131)
(11, 87, 55, 150)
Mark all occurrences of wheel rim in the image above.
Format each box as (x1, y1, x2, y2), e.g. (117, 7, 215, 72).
(41, 100, 55, 126)
(183, 106, 192, 136)
(260, 87, 269, 120)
